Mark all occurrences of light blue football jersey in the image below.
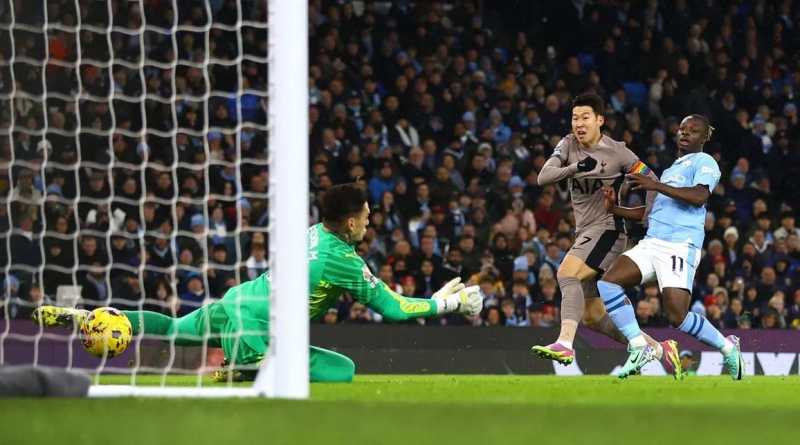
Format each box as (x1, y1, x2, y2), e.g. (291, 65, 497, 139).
(646, 152, 721, 247)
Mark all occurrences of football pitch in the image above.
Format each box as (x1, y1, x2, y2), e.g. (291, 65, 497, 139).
(1, 374, 796, 445)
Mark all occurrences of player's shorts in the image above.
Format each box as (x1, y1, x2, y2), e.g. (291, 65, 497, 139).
(566, 227, 627, 274)
(622, 236, 701, 292)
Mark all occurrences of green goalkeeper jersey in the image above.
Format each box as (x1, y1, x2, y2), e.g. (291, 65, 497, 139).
(217, 223, 440, 327)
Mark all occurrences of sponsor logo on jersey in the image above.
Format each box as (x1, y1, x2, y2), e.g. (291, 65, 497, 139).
(662, 174, 686, 185)
(308, 226, 320, 261)
(571, 177, 604, 195)
(362, 265, 379, 289)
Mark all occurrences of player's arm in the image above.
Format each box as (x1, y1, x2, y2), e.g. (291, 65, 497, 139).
(610, 158, 659, 220)
(537, 156, 579, 185)
(369, 278, 479, 321)
(537, 138, 596, 185)
(627, 174, 710, 207)
(627, 155, 719, 208)
(602, 186, 645, 221)
(328, 256, 479, 321)
(369, 282, 439, 320)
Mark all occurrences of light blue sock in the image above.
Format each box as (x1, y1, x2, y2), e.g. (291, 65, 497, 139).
(678, 312, 727, 351)
(597, 280, 641, 341)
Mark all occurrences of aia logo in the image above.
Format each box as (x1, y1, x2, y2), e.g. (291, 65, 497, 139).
(571, 177, 604, 195)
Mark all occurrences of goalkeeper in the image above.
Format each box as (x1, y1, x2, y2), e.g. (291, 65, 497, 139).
(33, 183, 483, 383)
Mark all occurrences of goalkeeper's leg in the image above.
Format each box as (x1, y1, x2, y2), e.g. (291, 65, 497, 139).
(214, 313, 354, 383)
(123, 304, 225, 347)
(310, 346, 355, 383)
(33, 304, 222, 348)
(214, 345, 355, 383)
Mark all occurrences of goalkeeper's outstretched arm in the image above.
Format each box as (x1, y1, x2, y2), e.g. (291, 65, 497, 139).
(366, 283, 440, 321)
(332, 260, 482, 321)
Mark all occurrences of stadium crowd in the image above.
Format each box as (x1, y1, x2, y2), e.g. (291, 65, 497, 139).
(2, 0, 800, 331)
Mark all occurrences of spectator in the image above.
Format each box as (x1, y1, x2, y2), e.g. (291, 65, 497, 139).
(244, 242, 268, 281)
(178, 274, 207, 316)
(368, 161, 396, 204)
(145, 277, 179, 316)
(10, 168, 43, 205)
(111, 271, 144, 310)
(208, 244, 236, 297)
(323, 308, 338, 325)
(501, 297, 526, 327)
(788, 289, 800, 329)
(636, 299, 654, 327)
(347, 302, 372, 324)
(774, 212, 800, 240)
(9, 205, 42, 275)
(415, 258, 440, 298)
(483, 306, 503, 327)
(77, 262, 108, 309)
(680, 350, 699, 376)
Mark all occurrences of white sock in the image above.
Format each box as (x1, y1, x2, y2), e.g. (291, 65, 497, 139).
(556, 339, 573, 349)
(721, 338, 734, 355)
(629, 335, 647, 349)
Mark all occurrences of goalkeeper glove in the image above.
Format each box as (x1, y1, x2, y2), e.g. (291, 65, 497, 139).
(434, 284, 483, 317)
(576, 155, 597, 172)
(432, 277, 465, 301)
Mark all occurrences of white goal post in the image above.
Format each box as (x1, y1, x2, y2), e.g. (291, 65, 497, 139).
(256, 0, 309, 399)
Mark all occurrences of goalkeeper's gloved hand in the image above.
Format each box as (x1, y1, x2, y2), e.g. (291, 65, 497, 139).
(576, 155, 597, 172)
(434, 284, 484, 317)
(432, 277, 465, 301)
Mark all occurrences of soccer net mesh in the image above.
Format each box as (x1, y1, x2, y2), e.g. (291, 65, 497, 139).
(0, 0, 304, 395)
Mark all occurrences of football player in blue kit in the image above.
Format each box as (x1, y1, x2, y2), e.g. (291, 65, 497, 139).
(598, 114, 744, 380)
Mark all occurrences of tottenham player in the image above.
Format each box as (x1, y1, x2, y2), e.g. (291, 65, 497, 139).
(531, 93, 682, 378)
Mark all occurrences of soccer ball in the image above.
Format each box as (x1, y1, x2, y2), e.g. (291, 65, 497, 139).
(80, 307, 132, 358)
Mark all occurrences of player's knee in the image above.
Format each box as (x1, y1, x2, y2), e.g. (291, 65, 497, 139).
(664, 298, 686, 328)
(662, 290, 690, 327)
(598, 270, 622, 286)
(337, 355, 355, 382)
(556, 272, 580, 288)
(581, 312, 599, 328)
(311, 352, 355, 383)
(581, 305, 603, 327)
(556, 266, 573, 280)
(664, 307, 687, 327)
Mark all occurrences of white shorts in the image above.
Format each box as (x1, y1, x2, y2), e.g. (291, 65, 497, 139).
(622, 237, 702, 292)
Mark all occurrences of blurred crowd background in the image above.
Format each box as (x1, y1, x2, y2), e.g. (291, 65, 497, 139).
(2, 1, 800, 331)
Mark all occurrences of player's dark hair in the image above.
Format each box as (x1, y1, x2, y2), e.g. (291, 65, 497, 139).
(572, 93, 605, 116)
(320, 182, 367, 225)
(688, 114, 715, 142)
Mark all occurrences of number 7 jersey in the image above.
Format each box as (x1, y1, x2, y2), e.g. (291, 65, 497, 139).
(646, 152, 721, 248)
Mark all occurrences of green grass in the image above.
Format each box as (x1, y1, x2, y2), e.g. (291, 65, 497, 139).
(2, 375, 798, 445)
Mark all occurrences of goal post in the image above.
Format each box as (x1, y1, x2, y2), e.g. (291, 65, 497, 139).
(254, 0, 309, 399)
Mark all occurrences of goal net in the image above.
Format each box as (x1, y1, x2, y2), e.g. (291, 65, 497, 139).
(0, 0, 308, 398)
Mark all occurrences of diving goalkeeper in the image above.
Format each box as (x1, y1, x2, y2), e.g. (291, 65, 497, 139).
(33, 183, 483, 383)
